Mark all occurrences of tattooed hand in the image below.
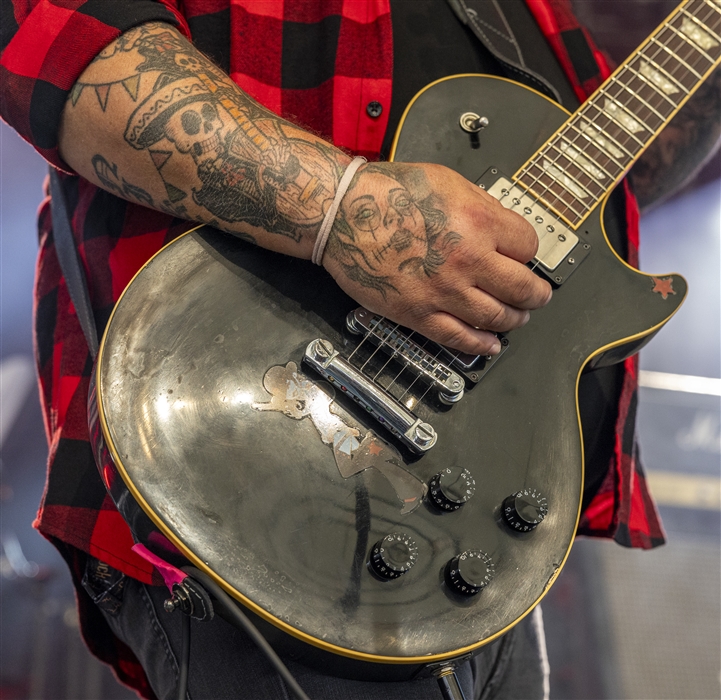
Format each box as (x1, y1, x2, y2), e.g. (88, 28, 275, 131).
(323, 162, 552, 355)
(58, 21, 550, 357)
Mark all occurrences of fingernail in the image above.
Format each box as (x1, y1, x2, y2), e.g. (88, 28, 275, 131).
(521, 311, 531, 326)
(489, 339, 502, 355)
(544, 288, 553, 305)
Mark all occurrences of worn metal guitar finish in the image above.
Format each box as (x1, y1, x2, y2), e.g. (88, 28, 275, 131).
(91, 11, 721, 674)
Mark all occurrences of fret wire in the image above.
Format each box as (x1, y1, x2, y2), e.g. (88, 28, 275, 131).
(500, 161, 579, 216)
(512, 172, 584, 227)
(610, 71, 666, 122)
(542, 145, 603, 199)
(516, 180, 580, 224)
(625, 59, 681, 111)
(583, 90, 647, 148)
(518, 1, 718, 223)
(699, 1, 721, 30)
(625, 61, 680, 108)
(686, 1, 721, 35)
(519, 139, 594, 214)
(513, 160, 583, 223)
(561, 123, 626, 173)
(665, 21, 716, 64)
(581, 94, 634, 154)
(637, 52, 691, 94)
(679, 6, 721, 43)
(521, 164, 591, 221)
(702, 0, 721, 21)
(519, 116, 622, 215)
(576, 104, 637, 159)
(649, 36, 703, 77)
(519, 104, 633, 214)
(521, 98, 634, 183)
(556, 132, 615, 181)
(646, 30, 688, 78)
(645, 35, 701, 93)
(606, 75, 666, 137)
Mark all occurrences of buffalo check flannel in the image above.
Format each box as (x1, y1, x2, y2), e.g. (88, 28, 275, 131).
(1, 2, 663, 696)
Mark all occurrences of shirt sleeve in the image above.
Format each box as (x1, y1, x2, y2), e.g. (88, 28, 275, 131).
(0, 0, 191, 171)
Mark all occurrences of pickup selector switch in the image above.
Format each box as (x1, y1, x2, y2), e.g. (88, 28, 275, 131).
(503, 488, 548, 532)
(369, 533, 418, 580)
(429, 467, 476, 512)
(445, 550, 494, 595)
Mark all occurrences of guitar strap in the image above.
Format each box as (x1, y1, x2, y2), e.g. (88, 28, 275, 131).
(445, 0, 561, 101)
(445, 0, 609, 104)
(49, 168, 99, 359)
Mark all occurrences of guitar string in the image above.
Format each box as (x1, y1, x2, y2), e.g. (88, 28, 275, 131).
(519, 0, 716, 203)
(515, 12, 702, 218)
(342, 3, 718, 424)
(516, 17, 715, 270)
(500, 32, 669, 270)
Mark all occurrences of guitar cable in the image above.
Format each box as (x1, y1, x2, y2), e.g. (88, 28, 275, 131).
(180, 567, 311, 700)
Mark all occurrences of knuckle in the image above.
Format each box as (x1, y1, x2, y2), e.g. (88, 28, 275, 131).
(484, 304, 508, 332)
(439, 326, 469, 351)
(513, 272, 536, 305)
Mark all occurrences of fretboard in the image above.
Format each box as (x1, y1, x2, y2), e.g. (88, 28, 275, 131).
(514, 0, 721, 228)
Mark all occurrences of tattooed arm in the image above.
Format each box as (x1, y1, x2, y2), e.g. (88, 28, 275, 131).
(630, 67, 721, 210)
(58, 22, 551, 355)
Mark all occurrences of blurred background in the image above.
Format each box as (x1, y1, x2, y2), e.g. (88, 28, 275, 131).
(1, 1, 719, 698)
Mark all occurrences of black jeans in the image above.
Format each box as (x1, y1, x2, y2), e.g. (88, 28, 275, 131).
(90, 565, 548, 700)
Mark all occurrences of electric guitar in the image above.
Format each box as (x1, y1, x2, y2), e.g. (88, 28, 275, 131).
(89, 0, 719, 682)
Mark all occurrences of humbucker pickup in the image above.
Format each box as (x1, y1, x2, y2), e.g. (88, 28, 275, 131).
(477, 171, 591, 285)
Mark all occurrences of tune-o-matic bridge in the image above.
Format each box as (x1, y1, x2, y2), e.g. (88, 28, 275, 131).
(346, 309, 465, 405)
(303, 339, 437, 453)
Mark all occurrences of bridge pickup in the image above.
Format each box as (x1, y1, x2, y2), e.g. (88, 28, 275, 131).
(346, 309, 465, 405)
(477, 171, 591, 285)
(304, 339, 437, 454)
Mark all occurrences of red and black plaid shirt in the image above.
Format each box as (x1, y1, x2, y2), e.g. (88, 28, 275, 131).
(1, 1, 663, 695)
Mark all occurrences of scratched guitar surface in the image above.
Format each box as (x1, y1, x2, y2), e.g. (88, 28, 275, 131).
(95, 76, 686, 668)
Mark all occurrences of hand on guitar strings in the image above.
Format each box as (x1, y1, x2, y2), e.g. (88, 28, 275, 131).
(322, 161, 553, 356)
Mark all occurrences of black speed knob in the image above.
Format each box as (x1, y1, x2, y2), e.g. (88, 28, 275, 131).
(445, 550, 494, 596)
(503, 488, 548, 532)
(368, 533, 418, 580)
(428, 467, 476, 511)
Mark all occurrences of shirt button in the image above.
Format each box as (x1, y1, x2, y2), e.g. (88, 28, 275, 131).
(366, 101, 383, 118)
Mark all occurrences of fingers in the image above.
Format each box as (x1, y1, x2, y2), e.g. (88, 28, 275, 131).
(437, 285, 532, 333)
(414, 312, 503, 356)
(474, 254, 553, 310)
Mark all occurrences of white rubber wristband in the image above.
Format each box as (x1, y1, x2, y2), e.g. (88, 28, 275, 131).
(312, 156, 367, 266)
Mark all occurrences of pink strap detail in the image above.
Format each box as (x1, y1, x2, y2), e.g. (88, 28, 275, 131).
(132, 543, 187, 593)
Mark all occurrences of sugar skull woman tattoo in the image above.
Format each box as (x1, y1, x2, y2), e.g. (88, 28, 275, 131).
(327, 164, 462, 298)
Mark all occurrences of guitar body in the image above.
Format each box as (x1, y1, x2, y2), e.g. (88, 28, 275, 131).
(91, 76, 685, 679)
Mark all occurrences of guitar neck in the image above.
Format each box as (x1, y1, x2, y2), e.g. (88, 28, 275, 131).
(513, 0, 721, 228)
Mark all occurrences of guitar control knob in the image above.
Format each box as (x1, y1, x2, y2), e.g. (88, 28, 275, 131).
(368, 533, 418, 580)
(445, 550, 494, 596)
(503, 488, 548, 532)
(428, 467, 476, 512)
